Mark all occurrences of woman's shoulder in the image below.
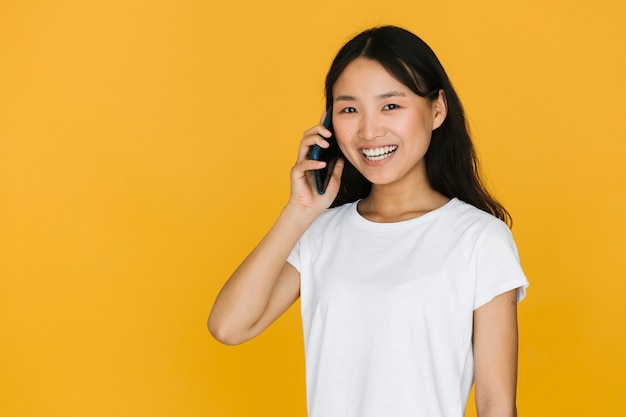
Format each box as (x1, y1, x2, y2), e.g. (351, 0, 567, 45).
(445, 198, 512, 237)
(314, 201, 358, 226)
(294, 202, 357, 247)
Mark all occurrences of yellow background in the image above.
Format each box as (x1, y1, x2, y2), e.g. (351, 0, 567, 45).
(1, 0, 624, 416)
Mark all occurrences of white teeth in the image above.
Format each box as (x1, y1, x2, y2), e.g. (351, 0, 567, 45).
(361, 146, 398, 161)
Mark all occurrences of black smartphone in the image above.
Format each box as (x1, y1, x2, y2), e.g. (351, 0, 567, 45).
(311, 109, 341, 194)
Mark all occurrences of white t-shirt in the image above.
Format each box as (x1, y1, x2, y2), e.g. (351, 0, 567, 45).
(287, 198, 528, 417)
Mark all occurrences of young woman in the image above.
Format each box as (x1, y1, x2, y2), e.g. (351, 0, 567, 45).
(209, 26, 529, 417)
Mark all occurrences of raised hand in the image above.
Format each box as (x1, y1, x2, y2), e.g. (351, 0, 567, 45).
(288, 117, 344, 213)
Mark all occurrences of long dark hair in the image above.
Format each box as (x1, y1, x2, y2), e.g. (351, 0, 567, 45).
(325, 26, 511, 226)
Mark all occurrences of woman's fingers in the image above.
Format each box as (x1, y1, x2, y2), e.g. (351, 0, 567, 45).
(291, 158, 325, 181)
(296, 126, 333, 162)
(303, 123, 333, 140)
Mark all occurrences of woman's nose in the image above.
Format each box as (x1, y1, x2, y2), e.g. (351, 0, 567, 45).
(358, 114, 385, 140)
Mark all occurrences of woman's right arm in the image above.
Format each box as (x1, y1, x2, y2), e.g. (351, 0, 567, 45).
(207, 121, 343, 345)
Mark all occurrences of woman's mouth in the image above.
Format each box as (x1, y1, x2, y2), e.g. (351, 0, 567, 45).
(360, 145, 398, 161)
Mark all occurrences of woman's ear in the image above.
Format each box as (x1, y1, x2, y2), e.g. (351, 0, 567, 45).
(432, 89, 447, 130)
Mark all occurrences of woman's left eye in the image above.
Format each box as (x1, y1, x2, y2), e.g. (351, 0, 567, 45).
(383, 104, 400, 110)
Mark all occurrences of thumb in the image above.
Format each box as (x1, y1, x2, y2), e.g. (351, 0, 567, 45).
(324, 157, 345, 198)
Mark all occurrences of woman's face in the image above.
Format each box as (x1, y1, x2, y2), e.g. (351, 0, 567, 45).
(331, 57, 446, 190)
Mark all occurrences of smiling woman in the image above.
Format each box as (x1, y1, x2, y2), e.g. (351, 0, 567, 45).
(208, 25, 528, 417)
(330, 57, 447, 200)
(323, 27, 511, 222)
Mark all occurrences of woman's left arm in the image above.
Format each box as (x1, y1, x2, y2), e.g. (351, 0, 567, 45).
(473, 288, 520, 417)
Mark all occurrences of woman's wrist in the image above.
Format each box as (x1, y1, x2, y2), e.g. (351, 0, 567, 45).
(281, 202, 322, 228)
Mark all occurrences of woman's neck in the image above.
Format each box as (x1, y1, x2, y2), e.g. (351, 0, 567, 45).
(357, 180, 450, 223)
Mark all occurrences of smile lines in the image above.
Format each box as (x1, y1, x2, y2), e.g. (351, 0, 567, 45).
(360, 145, 398, 161)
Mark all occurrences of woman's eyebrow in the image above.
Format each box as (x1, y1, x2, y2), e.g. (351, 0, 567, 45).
(335, 94, 356, 102)
(335, 91, 407, 102)
(378, 90, 406, 99)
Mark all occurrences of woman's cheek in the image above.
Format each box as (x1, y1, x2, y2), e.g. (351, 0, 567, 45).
(334, 132, 354, 163)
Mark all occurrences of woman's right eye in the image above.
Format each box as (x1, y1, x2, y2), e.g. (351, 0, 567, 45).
(340, 107, 357, 113)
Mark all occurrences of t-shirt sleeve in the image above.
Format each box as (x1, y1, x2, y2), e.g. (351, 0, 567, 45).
(287, 239, 301, 272)
(473, 219, 529, 310)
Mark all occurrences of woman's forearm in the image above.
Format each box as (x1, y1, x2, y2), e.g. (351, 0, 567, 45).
(207, 203, 319, 344)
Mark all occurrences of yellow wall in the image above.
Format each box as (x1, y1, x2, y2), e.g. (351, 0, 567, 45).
(1, 1, 624, 416)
